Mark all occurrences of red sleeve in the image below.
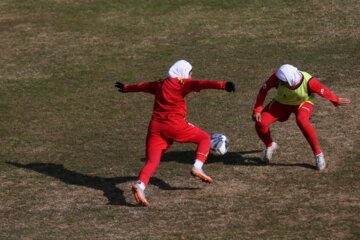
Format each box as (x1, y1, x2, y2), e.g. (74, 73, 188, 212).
(182, 79, 226, 94)
(253, 73, 278, 113)
(123, 80, 160, 94)
(308, 78, 339, 106)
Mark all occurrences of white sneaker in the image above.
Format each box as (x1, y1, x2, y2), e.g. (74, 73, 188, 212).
(263, 142, 278, 164)
(132, 185, 149, 206)
(191, 166, 213, 183)
(315, 153, 326, 170)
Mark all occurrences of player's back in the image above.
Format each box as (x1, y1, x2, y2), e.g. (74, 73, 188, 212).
(152, 78, 187, 121)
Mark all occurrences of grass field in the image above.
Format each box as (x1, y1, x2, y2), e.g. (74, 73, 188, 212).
(1, 0, 359, 239)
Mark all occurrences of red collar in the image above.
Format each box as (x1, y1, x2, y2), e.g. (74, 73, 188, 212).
(290, 76, 304, 90)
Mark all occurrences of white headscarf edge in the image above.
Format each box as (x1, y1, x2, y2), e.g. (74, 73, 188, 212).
(167, 60, 192, 79)
(276, 64, 302, 87)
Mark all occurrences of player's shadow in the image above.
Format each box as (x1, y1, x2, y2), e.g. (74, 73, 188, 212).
(158, 150, 264, 165)
(6, 161, 199, 207)
(144, 150, 316, 169)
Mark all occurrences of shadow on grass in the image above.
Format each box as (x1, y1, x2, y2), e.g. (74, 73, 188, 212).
(142, 150, 317, 169)
(268, 162, 317, 170)
(142, 150, 264, 165)
(6, 162, 199, 207)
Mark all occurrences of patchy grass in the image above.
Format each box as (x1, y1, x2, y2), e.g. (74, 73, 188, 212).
(1, 0, 359, 239)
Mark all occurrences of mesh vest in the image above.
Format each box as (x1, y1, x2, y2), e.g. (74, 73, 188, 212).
(274, 71, 315, 106)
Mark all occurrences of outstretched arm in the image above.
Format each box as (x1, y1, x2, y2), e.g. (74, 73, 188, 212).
(183, 79, 235, 94)
(308, 78, 350, 106)
(115, 80, 160, 94)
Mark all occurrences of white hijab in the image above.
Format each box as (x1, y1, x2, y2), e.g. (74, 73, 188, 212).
(167, 60, 192, 79)
(276, 64, 302, 87)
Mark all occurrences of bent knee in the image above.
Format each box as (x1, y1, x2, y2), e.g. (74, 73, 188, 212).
(296, 118, 311, 128)
(197, 130, 210, 142)
(255, 121, 269, 131)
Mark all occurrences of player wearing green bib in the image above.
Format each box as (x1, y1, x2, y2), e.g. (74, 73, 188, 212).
(274, 71, 315, 106)
(252, 64, 350, 170)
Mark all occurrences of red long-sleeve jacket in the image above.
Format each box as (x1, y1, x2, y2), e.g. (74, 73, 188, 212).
(253, 73, 340, 113)
(123, 77, 226, 122)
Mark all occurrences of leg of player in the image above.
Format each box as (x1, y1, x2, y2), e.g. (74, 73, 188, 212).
(187, 129, 213, 183)
(255, 110, 279, 164)
(296, 104, 326, 170)
(132, 130, 173, 206)
(169, 121, 213, 183)
(132, 149, 163, 206)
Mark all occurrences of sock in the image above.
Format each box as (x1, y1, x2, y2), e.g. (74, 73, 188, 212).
(193, 159, 203, 169)
(313, 146, 322, 155)
(136, 180, 146, 191)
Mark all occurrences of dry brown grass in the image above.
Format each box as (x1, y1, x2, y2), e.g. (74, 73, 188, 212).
(1, 0, 359, 239)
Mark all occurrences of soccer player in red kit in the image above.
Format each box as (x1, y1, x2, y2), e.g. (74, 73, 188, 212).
(252, 64, 350, 170)
(115, 60, 235, 206)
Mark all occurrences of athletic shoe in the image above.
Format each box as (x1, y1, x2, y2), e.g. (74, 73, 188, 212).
(191, 166, 213, 183)
(315, 153, 326, 171)
(132, 185, 149, 206)
(263, 142, 278, 164)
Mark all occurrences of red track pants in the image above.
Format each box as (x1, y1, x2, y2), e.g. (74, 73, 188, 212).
(139, 119, 210, 186)
(255, 101, 321, 155)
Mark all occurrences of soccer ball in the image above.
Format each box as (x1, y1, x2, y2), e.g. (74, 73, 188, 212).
(210, 134, 229, 156)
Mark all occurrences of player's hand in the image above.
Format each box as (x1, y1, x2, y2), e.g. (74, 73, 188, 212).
(115, 82, 124, 92)
(337, 98, 350, 106)
(252, 112, 261, 122)
(225, 82, 235, 92)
